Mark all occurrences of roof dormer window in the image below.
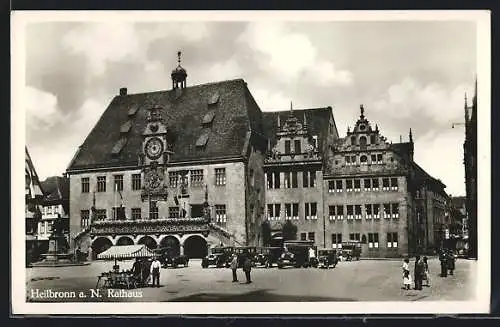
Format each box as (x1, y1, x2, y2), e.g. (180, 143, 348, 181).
(208, 92, 220, 105)
(202, 110, 216, 126)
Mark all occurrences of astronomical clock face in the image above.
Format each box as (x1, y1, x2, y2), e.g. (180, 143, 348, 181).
(145, 169, 163, 191)
(144, 137, 164, 160)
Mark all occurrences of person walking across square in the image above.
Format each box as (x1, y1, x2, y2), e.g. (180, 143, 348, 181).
(402, 257, 412, 290)
(243, 252, 253, 284)
(230, 254, 238, 282)
(150, 256, 161, 287)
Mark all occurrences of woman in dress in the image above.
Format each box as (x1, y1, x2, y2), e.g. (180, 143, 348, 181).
(402, 257, 412, 290)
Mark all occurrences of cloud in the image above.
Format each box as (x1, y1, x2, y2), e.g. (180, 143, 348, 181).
(239, 22, 353, 86)
(372, 77, 473, 125)
(250, 88, 290, 111)
(25, 86, 65, 130)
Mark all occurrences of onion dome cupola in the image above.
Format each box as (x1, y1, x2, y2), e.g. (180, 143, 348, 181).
(171, 51, 187, 89)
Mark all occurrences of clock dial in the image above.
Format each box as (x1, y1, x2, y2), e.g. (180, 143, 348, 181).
(145, 137, 164, 160)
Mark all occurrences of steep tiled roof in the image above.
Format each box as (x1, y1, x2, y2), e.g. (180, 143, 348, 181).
(262, 107, 333, 150)
(412, 162, 447, 196)
(41, 176, 69, 213)
(67, 79, 260, 171)
(451, 196, 466, 208)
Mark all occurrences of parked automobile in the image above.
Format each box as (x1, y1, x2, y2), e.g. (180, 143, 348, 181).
(154, 247, 189, 268)
(317, 249, 338, 269)
(340, 241, 361, 261)
(278, 241, 318, 268)
(201, 246, 233, 268)
(253, 247, 282, 268)
(231, 246, 257, 268)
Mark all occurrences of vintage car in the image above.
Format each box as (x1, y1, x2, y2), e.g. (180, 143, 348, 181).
(278, 241, 318, 268)
(154, 247, 189, 268)
(317, 249, 338, 269)
(253, 247, 282, 268)
(340, 241, 361, 261)
(201, 246, 233, 268)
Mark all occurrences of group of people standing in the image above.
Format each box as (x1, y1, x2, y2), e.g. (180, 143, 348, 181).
(402, 256, 430, 290)
(131, 256, 162, 287)
(230, 251, 253, 284)
(438, 248, 456, 277)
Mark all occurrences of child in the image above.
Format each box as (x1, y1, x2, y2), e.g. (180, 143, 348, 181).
(423, 256, 431, 286)
(402, 258, 412, 290)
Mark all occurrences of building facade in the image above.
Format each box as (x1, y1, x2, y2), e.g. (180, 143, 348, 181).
(37, 176, 70, 253)
(68, 54, 267, 259)
(25, 147, 44, 265)
(464, 80, 477, 259)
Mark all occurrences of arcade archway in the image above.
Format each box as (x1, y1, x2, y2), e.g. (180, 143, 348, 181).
(116, 236, 134, 246)
(138, 236, 157, 250)
(159, 236, 180, 256)
(92, 237, 113, 260)
(183, 235, 207, 259)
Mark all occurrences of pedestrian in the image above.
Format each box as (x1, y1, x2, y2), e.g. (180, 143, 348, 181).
(230, 253, 238, 282)
(447, 250, 456, 275)
(150, 256, 161, 287)
(131, 257, 142, 284)
(414, 256, 424, 290)
(402, 257, 412, 290)
(423, 256, 431, 287)
(439, 248, 448, 277)
(243, 252, 253, 284)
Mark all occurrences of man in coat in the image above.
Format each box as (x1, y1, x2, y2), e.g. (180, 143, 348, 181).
(447, 250, 456, 275)
(242, 252, 253, 284)
(439, 248, 448, 277)
(414, 256, 425, 290)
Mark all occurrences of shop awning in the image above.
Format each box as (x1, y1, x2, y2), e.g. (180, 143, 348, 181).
(97, 244, 155, 260)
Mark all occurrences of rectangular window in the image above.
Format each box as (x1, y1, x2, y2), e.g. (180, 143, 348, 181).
(313, 135, 318, 149)
(169, 207, 179, 219)
(291, 171, 298, 188)
(351, 155, 357, 165)
(387, 233, 392, 248)
(190, 170, 204, 187)
(390, 177, 398, 191)
(114, 174, 123, 192)
(336, 205, 344, 220)
(329, 205, 336, 220)
(303, 171, 316, 188)
(346, 180, 353, 192)
(292, 203, 299, 220)
(215, 168, 226, 186)
(267, 204, 281, 220)
(328, 180, 335, 193)
(294, 139, 301, 154)
(332, 233, 342, 249)
(81, 177, 90, 193)
(285, 203, 292, 220)
(95, 209, 107, 221)
(371, 154, 377, 164)
(349, 233, 361, 241)
(354, 179, 361, 192)
(364, 178, 371, 191)
(169, 171, 179, 188)
(345, 156, 351, 165)
(382, 178, 390, 191)
(285, 140, 291, 154)
(347, 205, 354, 220)
(372, 178, 379, 191)
(373, 204, 380, 219)
(390, 232, 398, 248)
(377, 154, 383, 164)
(368, 233, 379, 249)
(365, 204, 372, 219)
(308, 232, 315, 242)
(132, 174, 142, 190)
(267, 204, 273, 220)
(370, 135, 376, 144)
(305, 202, 317, 220)
(383, 203, 391, 218)
(274, 204, 281, 220)
(112, 206, 126, 220)
(301, 233, 307, 241)
(392, 203, 399, 218)
(335, 180, 343, 192)
(131, 208, 141, 220)
(215, 205, 227, 223)
(267, 171, 281, 189)
(150, 201, 159, 220)
(80, 210, 90, 228)
(355, 205, 362, 219)
(284, 172, 291, 188)
(97, 176, 106, 192)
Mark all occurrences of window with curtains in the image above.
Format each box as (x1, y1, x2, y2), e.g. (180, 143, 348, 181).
(332, 233, 342, 249)
(368, 233, 379, 249)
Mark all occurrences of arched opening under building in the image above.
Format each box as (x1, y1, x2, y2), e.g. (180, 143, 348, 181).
(91, 237, 113, 260)
(116, 236, 134, 246)
(183, 235, 207, 259)
(159, 236, 180, 256)
(138, 236, 157, 250)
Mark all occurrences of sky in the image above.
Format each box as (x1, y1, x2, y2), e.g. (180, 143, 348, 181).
(23, 18, 477, 196)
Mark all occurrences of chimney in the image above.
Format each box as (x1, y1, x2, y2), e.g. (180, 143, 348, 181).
(119, 87, 127, 96)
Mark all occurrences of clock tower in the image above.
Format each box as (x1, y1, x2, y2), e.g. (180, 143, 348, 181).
(140, 105, 172, 202)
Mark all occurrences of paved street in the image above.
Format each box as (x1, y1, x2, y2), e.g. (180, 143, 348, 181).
(26, 257, 476, 302)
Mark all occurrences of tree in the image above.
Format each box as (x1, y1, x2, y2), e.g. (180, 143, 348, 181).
(261, 221, 272, 246)
(282, 220, 297, 241)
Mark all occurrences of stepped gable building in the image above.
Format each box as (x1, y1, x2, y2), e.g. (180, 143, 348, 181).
(323, 105, 448, 257)
(67, 52, 267, 259)
(262, 103, 339, 247)
(38, 176, 70, 253)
